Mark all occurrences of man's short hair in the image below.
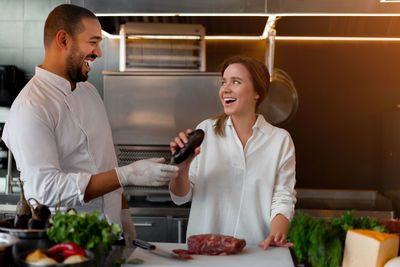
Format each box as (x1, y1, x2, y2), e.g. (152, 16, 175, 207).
(44, 4, 98, 48)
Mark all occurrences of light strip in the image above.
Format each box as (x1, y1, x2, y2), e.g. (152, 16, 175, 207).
(95, 13, 268, 17)
(380, 0, 400, 2)
(205, 36, 262, 40)
(127, 35, 200, 40)
(101, 30, 120, 39)
(276, 36, 400, 41)
(102, 30, 400, 42)
(96, 12, 400, 17)
(274, 13, 400, 16)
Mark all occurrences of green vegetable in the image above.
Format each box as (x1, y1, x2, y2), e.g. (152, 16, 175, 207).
(47, 210, 121, 255)
(288, 210, 388, 267)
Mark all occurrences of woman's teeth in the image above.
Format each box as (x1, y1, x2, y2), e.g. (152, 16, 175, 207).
(224, 98, 237, 104)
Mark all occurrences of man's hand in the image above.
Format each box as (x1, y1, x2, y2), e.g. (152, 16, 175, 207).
(116, 158, 179, 187)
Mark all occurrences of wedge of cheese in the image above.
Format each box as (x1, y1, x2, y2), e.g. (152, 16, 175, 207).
(342, 229, 399, 267)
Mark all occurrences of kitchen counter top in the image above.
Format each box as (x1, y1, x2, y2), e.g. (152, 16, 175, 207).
(127, 242, 294, 267)
(0, 188, 395, 219)
(7, 239, 294, 267)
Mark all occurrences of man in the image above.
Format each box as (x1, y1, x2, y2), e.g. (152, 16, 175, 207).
(1, 4, 178, 246)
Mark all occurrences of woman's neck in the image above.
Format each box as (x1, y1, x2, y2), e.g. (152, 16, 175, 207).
(231, 113, 258, 148)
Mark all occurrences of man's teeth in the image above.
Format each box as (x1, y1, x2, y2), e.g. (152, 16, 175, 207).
(84, 59, 93, 67)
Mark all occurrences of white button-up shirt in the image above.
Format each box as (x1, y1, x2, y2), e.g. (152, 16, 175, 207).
(170, 115, 296, 245)
(2, 66, 122, 226)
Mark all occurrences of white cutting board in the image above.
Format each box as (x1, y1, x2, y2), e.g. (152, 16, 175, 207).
(124, 242, 294, 267)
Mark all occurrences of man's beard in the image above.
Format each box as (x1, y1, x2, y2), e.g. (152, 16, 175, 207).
(66, 43, 88, 84)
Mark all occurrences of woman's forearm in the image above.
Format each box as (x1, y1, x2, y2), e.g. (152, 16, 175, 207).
(270, 214, 290, 236)
(169, 173, 191, 196)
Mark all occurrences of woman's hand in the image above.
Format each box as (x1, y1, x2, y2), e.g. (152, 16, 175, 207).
(169, 129, 200, 197)
(259, 214, 293, 250)
(170, 129, 200, 168)
(170, 130, 191, 155)
(258, 232, 293, 250)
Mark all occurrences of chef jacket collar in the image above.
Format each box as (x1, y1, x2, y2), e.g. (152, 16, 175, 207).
(35, 65, 74, 95)
(225, 114, 274, 136)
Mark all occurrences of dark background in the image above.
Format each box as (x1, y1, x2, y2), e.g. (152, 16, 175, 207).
(201, 16, 400, 191)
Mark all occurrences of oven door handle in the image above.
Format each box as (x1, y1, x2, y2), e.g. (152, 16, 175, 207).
(134, 222, 153, 227)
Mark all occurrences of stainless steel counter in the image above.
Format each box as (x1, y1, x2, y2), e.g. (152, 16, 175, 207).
(0, 188, 395, 219)
(295, 188, 394, 219)
(130, 207, 189, 217)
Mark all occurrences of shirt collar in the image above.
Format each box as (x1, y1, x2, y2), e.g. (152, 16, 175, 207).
(35, 65, 73, 95)
(225, 114, 274, 136)
(253, 114, 274, 136)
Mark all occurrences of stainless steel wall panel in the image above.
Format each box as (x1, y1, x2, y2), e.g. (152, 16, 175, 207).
(104, 72, 222, 145)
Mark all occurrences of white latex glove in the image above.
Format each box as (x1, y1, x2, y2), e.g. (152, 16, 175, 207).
(116, 158, 179, 187)
(121, 208, 136, 246)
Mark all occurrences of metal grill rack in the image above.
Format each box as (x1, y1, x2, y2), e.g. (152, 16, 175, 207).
(115, 145, 172, 196)
(119, 22, 206, 72)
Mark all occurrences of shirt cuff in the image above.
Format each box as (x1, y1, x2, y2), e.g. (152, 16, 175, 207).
(76, 172, 92, 204)
(270, 209, 294, 223)
(169, 187, 192, 205)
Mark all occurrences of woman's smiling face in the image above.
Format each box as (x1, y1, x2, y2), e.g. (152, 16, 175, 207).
(219, 63, 260, 117)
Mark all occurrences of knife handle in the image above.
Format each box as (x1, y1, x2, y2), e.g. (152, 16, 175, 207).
(133, 239, 156, 250)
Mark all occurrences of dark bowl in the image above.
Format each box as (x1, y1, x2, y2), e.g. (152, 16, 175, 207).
(0, 232, 20, 265)
(0, 218, 47, 239)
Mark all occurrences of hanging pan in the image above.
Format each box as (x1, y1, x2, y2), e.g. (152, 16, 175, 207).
(259, 68, 298, 126)
(259, 16, 299, 126)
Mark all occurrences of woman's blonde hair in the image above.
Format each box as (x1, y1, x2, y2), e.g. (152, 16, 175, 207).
(214, 56, 270, 136)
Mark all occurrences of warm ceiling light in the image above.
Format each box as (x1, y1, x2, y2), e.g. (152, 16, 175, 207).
(127, 35, 201, 40)
(380, 0, 400, 2)
(97, 12, 400, 17)
(95, 13, 268, 17)
(205, 36, 262, 40)
(276, 36, 400, 41)
(274, 13, 400, 16)
(102, 30, 120, 39)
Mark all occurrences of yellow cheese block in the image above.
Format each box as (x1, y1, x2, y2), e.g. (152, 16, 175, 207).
(342, 229, 399, 267)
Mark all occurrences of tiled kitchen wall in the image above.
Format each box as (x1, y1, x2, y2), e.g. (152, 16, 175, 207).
(0, 0, 106, 96)
(0, 0, 65, 77)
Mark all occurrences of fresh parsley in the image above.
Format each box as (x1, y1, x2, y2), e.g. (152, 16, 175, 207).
(288, 210, 387, 267)
(46, 210, 121, 255)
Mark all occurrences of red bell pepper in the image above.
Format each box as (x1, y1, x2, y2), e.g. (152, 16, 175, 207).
(46, 242, 86, 257)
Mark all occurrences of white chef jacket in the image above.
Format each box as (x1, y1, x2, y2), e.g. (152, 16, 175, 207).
(2, 66, 123, 226)
(170, 115, 296, 245)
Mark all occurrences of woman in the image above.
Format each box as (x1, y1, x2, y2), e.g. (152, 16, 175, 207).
(169, 56, 296, 249)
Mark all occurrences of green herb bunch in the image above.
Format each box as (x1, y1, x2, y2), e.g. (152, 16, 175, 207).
(288, 210, 387, 267)
(47, 210, 121, 255)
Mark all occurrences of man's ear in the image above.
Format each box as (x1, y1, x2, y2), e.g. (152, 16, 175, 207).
(55, 30, 70, 50)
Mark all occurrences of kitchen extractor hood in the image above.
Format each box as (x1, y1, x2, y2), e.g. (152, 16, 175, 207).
(69, 0, 400, 39)
(70, 0, 400, 15)
(70, 0, 267, 14)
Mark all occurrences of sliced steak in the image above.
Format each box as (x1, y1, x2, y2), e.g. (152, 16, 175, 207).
(173, 234, 246, 256)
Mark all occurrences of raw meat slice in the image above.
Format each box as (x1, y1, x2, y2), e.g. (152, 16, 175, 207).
(173, 234, 246, 256)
